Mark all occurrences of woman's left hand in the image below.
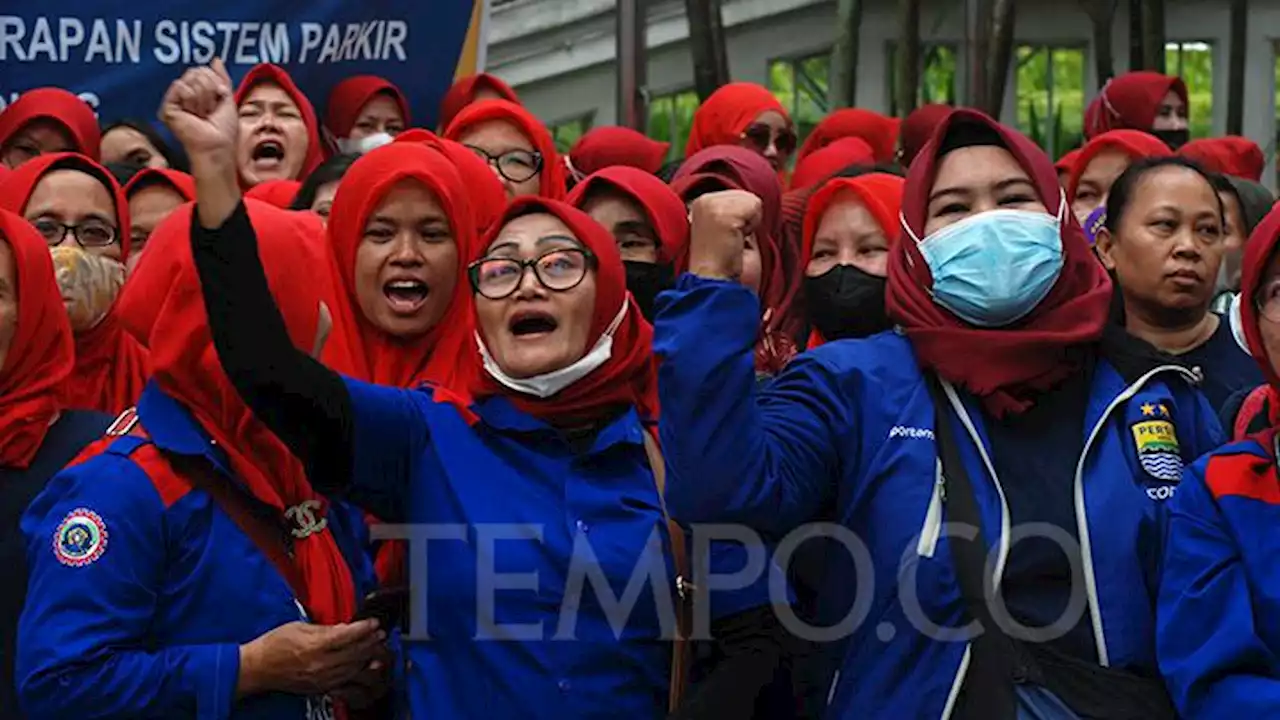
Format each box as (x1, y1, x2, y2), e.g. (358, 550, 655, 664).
(330, 645, 394, 709)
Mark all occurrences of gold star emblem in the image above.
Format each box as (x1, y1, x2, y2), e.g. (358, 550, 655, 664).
(1159, 403, 1170, 417)
(1141, 403, 1156, 416)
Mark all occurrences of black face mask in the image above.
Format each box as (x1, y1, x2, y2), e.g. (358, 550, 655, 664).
(624, 261, 675, 322)
(1151, 128, 1190, 151)
(803, 264, 891, 341)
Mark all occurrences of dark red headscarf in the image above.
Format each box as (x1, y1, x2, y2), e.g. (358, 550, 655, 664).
(244, 179, 303, 209)
(123, 167, 196, 201)
(235, 64, 325, 180)
(117, 200, 356, 626)
(325, 75, 410, 140)
(798, 109, 900, 165)
(569, 126, 670, 178)
(1067, 130, 1171, 202)
(1240, 204, 1280, 390)
(1179, 136, 1266, 182)
(1055, 148, 1083, 178)
(790, 137, 876, 191)
(0, 210, 74, 468)
(0, 88, 101, 161)
(393, 130, 507, 234)
(684, 83, 789, 159)
(1085, 71, 1188, 138)
(900, 104, 955, 167)
(567, 166, 689, 264)
(444, 99, 567, 200)
(438, 73, 520, 133)
(326, 143, 477, 390)
(886, 109, 1112, 417)
(0, 153, 150, 416)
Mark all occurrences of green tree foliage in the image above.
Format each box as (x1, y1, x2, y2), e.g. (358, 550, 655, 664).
(768, 54, 831, 142)
(887, 43, 958, 117)
(1015, 45, 1086, 159)
(549, 115, 593, 154)
(646, 90, 700, 161)
(1166, 42, 1214, 139)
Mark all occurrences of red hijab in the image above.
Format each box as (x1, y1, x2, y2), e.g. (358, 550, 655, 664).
(123, 168, 196, 201)
(234, 64, 325, 181)
(325, 75, 410, 140)
(393, 130, 508, 234)
(1179, 136, 1266, 182)
(444, 99, 566, 201)
(117, 200, 356, 625)
(567, 166, 689, 264)
(0, 210, 74, 468)
(1067, 130, 1172, 202)
(790, 137, 876, 191)
(569, 126, 670, 177)
(0, 153, 151, 415)
(1085, 72, 1188, 138)
(464, 198, 658, 424)
(326, 143, 477, 389)
(900, 104, 955, 167)
(684, 82, 789, 159)
(886, 110, 1112, 417)
(245, 179, 302, 209)
(1240, 205, 1280, 390)
(798, 109, 900, 165)
(438, 73, 520, 131)
(0, 88, 101, 161)
(1055, 148, 1083, 178)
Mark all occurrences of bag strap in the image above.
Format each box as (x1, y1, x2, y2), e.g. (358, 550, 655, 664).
(641, 429, 693, 714)
(926, 375, 1023, 720)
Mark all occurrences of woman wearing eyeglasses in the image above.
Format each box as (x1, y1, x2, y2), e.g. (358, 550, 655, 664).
(0, 153, 150, 415)
(684, 82, 796, 175)
(445, 99, 567, 201)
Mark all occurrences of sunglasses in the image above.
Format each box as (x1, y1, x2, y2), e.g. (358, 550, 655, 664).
(741, 123, 797, 157)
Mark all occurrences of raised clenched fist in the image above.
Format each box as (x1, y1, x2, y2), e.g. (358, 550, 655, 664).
(687, 189, 763, 282)
(159, 58, 238, 163)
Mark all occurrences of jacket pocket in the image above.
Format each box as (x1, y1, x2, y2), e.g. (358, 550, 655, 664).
(917, 460, 944, 558)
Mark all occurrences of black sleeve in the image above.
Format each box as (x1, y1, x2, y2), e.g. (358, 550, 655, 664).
(189, 201, 354, 494)
(670, 605, 793, 720)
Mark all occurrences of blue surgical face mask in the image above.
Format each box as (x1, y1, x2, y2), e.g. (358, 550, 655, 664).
(904, 198, 1066, 327)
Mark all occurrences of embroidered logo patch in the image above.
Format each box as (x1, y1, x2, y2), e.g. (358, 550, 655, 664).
(53, 508, 108, 567)
(1132, 403, 1182, 483)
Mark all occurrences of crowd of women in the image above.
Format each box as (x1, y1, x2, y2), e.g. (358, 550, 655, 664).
(1, 54, 1279, 718)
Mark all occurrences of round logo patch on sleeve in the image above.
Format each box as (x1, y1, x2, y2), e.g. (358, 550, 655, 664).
(53, 508, 109, 567)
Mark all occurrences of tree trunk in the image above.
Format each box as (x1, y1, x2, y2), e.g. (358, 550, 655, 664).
(1141, 0, 1166, 72)
(685, 0, 729, 101)
(1227, 0, 1247, 135)
(970, 0, 991, 110)
(1127, 0, 1144, 71)
(828, 0, 863, 109)
(1081, 0, 1117, 89)
(895, 0, 921, 118)
(616, 0, 648, 131)
(983, 0, 1016, 118)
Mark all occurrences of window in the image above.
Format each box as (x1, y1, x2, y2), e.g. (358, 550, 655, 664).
(886, 43, 959, 118)
(646, 89, 699, 162)
(548, 113, 594, 154)
(768, 53, 830, 143)
(1014, 45, 1085, 159)
(1166, 41, 1214, 139)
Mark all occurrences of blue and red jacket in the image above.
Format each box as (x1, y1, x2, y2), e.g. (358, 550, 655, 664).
(1158, 429, 1280, 716)
(16, 383, 377, 720)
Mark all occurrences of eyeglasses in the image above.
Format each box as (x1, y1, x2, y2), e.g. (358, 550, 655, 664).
(465, 145, 544, 184)
(740, 123, 797, 157)
(32, 218, 118, 248)
(468, 246, 596, 300)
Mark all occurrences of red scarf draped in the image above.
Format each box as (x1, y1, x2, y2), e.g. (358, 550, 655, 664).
(443, 99, 567, 201)
(393, 131, 508, 234)
(0, 152, 151, 415)
(886, 109, 1112, 417)
(569, 127, 670, 177)
(790, 137, 876, 191)
(0, 210, 74, 469)
(1055, 148, 1083, 178)
(116, 200, 357, 625)
(437, 73, 520, 133)
(325, 75, 410, 141)
(123, 168, 197, 201)
(1067, 130, 1171, 202)
(684, 82, 789, 160)
(245, 179, 303, 209)
(0, 88, 101, 161)
(234, 64, 325, 182)
(797, 108, 900, 165)
(1084, 71, 1188, 138)
(900, 104, 955, 168)
(1240, 203, 1280, 390)
(567, 166, 689, 264)
(1179, 136, 1266, 182)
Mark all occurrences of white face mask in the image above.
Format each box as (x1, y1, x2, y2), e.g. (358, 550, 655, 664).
(478, 301, 629, 399)
(336, 132, 395, 155)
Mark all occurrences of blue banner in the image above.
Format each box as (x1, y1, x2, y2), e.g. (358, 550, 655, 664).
(0, 1, 482, 131)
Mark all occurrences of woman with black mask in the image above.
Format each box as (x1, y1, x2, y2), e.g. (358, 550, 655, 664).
(568, 166, 688, 321)
(798, 173, 904, 346)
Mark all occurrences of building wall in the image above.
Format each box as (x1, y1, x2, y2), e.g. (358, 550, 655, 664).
(487, 0, 1279, 170)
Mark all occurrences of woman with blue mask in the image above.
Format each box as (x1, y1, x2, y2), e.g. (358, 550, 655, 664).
(655, 110, 1223, 719)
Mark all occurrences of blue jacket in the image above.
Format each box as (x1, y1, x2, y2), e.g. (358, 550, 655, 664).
(16, 384, 377, 720)
(341, 378, 778, 719)
(1158, 433, 1280, 716)
(654, 276, 1224, 718)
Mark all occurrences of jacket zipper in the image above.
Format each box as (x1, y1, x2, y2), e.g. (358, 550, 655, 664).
(917, 460, 945, 558)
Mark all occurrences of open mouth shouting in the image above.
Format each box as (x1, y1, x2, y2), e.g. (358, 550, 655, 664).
(508, 309, 559, 341)
(383, 277, 431, 315)
(250, 138, 287, 173)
